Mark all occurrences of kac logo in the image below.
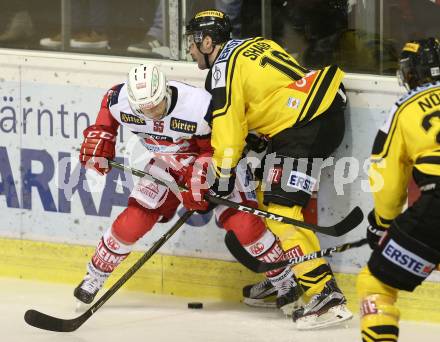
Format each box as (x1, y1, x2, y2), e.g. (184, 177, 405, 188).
(250, 242, 265, 256)
(106, 236, 120, 251)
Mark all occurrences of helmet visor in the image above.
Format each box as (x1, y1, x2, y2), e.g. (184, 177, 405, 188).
(397, 57, 413, 90)
(185, 33, 195, 52)
(185, 31, 202, 45)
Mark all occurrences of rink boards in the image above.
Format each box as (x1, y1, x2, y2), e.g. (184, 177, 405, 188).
(1, 237, 440, 323)
(0, 49, 439, 323)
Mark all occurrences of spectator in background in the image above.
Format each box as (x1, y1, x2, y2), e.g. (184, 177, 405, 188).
(40, 0, 109, 49)
(0, 0, 34, 44)
(127, 0, 171, 57)
(216, 0, 242, 38)
(394, 0, 440, 45)
(357, 37, 440, 342)
(280, 0, 398, 74)
(286, 0, 349, 67)
(127, 0, 242, 57)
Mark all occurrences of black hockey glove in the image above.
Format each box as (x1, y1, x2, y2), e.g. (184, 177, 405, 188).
(366, 210, 388, 249)
(195, 202, 217, 215)
(210, 173, 236, 198)
(208, 164, 236, 198)
(245, 133, 269, 153)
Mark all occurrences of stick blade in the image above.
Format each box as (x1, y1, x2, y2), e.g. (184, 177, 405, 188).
(328, 206, 364, 236)
(24, 309, 85, 332)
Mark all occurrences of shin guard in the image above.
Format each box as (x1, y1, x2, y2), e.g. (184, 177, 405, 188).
(360, 295, 399, 342)
(357, 266, 399, 342)
(91, 228, 133, 273)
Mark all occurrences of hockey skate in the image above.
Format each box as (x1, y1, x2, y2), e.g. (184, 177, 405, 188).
(243, 276, 304, 312)
(292, 278, 353, 330)
(276, 280, 304, 316)
(242, 279, 277, 308)
(74, 264, 110, 304)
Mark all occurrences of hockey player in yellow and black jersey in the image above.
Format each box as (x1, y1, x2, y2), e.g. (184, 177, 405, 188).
(357, 38, 440, 342)
(186, 10, 352, 329)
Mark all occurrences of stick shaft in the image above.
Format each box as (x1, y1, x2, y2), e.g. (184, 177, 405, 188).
(225, 230, 367, 273)
(108, 160, 363, 237)
(24, 210, 194, 332)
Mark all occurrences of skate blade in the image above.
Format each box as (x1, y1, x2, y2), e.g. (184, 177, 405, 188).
(243, 298, 277, 308)
(295, 304, 353, 330)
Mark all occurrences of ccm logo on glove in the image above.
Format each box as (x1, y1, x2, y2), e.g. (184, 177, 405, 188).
(85, 130, 116, 140)
(80, 125, 117, 175)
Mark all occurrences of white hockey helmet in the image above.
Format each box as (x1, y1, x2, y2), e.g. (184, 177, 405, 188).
(127, 63, 168, 119)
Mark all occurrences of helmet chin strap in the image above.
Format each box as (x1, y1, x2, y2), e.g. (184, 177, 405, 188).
(197, 44, 217, 68)
(204, 53, 211, 68)
(164, 88, 172, 115)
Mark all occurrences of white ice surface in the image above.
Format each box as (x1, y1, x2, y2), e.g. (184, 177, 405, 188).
(1, 278, 439, 342)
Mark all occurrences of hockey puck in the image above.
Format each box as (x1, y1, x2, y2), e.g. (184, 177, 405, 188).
(188, 302, 203, 309)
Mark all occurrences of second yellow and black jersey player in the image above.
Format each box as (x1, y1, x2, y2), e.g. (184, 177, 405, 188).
(358, 38, 440, 342)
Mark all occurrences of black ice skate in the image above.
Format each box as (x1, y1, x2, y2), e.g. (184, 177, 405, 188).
(292, 278, 353, 330)
(276, 280, 304, 315)
(74, 265, 110, 304)
(242, 279, 277, 308)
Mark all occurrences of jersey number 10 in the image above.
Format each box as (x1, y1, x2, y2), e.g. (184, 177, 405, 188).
(260, 50, 310, 81)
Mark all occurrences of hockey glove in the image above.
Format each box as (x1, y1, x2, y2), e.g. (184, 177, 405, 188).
(245, 133, 269, 153)
(80, 125, 117, 175)
(366, 210, 388, 249)
(180, 159, 211, 211)
(209, 164, 236, 198)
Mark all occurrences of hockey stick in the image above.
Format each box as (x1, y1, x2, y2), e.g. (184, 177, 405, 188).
(225, 230, 368, 273)
(107, 160, 364, 237)
(24, 210, 195, 332)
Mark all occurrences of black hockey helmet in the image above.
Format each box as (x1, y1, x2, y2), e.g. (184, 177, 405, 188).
(186, 10, 232, 46)
(398, 37, 440, 90)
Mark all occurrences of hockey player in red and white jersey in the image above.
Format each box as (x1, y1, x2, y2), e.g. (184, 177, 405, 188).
(74, 63, 302, 309)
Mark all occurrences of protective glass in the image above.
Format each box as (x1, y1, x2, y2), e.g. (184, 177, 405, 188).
(186, 33, 195, 50)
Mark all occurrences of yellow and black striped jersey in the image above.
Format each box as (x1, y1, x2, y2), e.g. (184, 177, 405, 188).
(370, 81, 440, 222)
(206, 37, 345, 177)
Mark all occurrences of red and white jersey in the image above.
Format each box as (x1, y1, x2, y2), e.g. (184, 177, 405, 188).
(96, 80, 213, 180)
(98, 80, 212, 153)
